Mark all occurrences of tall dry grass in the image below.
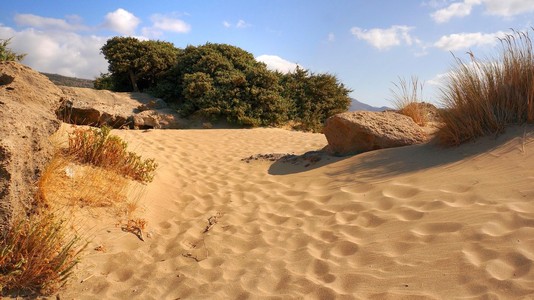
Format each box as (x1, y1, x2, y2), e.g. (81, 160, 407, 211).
(0, 211, 85, 296)
(437, 29, 534, 145)
(390, 76, 428, 126)
(1, 125, 154, 296)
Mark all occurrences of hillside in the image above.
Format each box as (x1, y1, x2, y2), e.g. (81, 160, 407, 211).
(349, 98, 390, 111)
(41, 72, 94, 88)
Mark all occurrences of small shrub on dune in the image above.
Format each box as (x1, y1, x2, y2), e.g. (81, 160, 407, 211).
(66, 126, 157, 183)
(0, 212, 85, 296)
(390, 76, 428, 126)
(437, 29, 534, 146)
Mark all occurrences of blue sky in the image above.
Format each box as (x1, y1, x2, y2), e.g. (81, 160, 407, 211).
(1, 1, 534, 107)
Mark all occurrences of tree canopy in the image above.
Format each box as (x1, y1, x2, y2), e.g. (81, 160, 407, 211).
(100, 37, 179, 92)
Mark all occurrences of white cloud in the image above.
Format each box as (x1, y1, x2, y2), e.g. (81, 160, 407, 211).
(427, 72, 450, 86)
(350, 25, 416, 50)
(431, 0, 481, 23)
(431, 0, 534, 23)
(483, 0, 534, 17)
(327, 33, 335, 42)
(434, 31, 507, 51)
(150, 14, 190, 33)
(14, 13, 87, 31)
(224, 20, 251, 29)
(103, 8, 140, 35)
(256, 55, 300, 73)
(141, 14, 191, 38)
(236, 20, 251, 28)
(0, 25, 108, 79)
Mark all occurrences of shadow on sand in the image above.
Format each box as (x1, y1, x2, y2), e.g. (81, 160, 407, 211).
(268, 125, 534, 179)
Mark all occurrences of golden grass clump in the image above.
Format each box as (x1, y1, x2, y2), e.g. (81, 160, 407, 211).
(0, 212, 85, 296)
(65, 126, 157, 183)
(437, 29, 534, 145)
(1, 125, 154, 296)
(390, 76, 428, 126)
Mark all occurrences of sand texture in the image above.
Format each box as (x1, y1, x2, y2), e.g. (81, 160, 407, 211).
(60, 126, 534, 299)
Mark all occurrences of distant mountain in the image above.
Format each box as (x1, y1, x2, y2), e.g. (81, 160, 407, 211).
(349, 98, 390, 112)
(41, 72, 94, 88)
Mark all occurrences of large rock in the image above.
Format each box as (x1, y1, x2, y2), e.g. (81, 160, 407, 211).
(323, 111, 427, 155)
(57, 87, 186, 129)
(0, 62, 62, 230)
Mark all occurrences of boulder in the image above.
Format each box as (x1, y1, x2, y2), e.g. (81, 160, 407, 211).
(0, 62, 62, 230)
(323, 111, 427, 155)
(57, 86, 186, 129)
(132, 108, 188, 129)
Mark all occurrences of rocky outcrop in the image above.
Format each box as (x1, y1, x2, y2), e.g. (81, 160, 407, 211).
(57, 87, 186, 129)
(323, 111, 427, 156)
(0, 62, 62, 230)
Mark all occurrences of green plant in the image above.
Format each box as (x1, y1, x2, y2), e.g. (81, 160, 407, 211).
(390, 76, 427, 126)
(437, 29, 534, 145)
(66, 126, 157, 183)
(0, 212, 85, 296)
(0, 38, 26, 62)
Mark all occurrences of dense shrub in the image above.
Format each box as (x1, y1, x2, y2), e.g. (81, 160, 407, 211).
(98, 37, 351, 129)
(279, 67, 351, 131)
(100, 37, 179, 92)
(155, 43, 290, 126)
(437, 29, 534, 145)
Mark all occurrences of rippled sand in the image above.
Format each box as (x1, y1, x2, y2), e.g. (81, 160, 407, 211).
(61, 126, 534, 299)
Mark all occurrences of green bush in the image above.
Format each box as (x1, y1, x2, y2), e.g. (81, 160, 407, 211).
(0, 38, 26, 62)
(155, 43, 291, 126)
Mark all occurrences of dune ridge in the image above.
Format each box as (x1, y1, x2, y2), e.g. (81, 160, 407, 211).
(61, 125, 534, 299)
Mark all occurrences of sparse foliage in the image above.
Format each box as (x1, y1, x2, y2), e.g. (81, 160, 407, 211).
(0, 38, 26, 62)
(390, 76, 428, 126)
(66, 126, 157, 183)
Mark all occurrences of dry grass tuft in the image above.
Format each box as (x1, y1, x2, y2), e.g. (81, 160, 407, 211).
(0, 211, 86, 296)
(65, 126, 157, 183)
(437, 29, 534, 145)
(390, 76, 428, 126)
(1, 124, 154, 296)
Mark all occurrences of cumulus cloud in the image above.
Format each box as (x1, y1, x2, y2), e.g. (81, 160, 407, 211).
(350, 25, 417, 50)
(431, 0, 481, 23)
(256, 55, 300, 73)
(0, 25, 108, 78)
(483, 0, 534, 16)
(14, 14, 87, 31)
(223, 21, 231, 28)
(103, 8, 140, 35)
(431, 0, 534, 23)
(141, 14, 191, 38)
(434, 31, 507, 51)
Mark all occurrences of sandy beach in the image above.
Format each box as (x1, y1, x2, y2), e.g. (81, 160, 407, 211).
(59, 125, 534, 299)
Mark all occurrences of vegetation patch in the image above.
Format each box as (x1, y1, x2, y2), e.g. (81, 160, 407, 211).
(437, 29, 534, 145)
(65, 126, 157, 183)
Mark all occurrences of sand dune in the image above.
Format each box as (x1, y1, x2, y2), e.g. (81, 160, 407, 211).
(60, 125, 534, 299)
